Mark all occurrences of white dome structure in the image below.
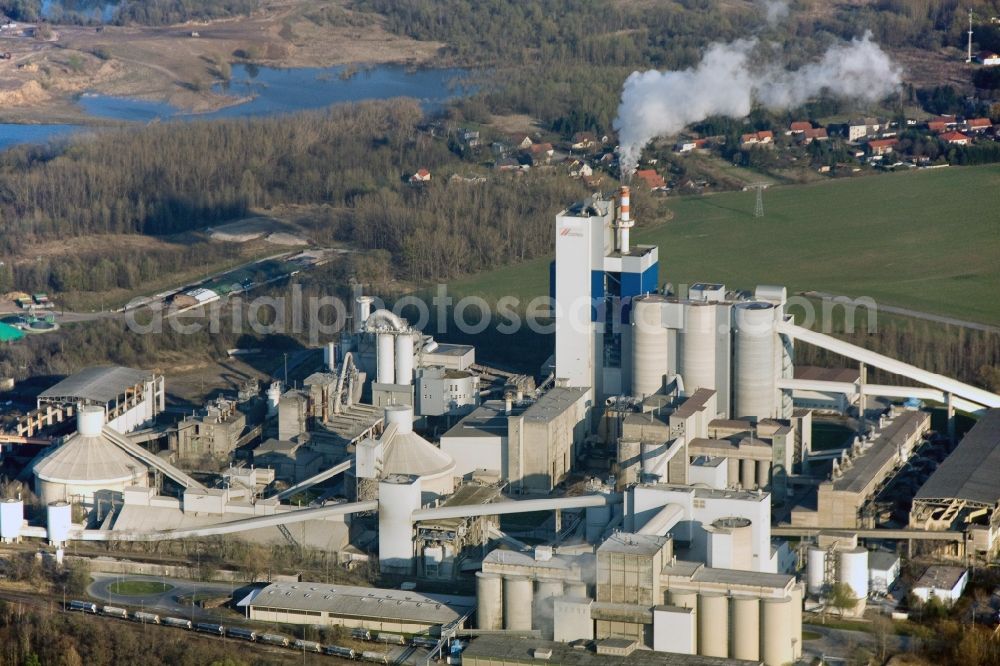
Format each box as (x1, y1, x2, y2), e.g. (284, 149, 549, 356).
(33, 406, 148, 504)
(381, 405, 455, 500)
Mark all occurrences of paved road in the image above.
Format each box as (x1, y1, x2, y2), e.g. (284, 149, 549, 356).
(88, 573, 246, 619)
(801, 291, 1000, 334)
(802, 622, 916, 663)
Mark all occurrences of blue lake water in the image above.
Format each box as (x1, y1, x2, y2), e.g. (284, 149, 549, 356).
(4, 64, 472, 151)
(78, 64, 473, 122)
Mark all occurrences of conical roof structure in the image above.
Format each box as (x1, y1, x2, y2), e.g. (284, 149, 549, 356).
(33, 406, 146, 485)
(381, 405, 455, 482)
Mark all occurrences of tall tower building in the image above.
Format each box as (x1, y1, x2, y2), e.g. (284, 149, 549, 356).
(552, 188, 658, 398)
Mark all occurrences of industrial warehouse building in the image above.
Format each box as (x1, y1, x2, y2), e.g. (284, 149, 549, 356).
(36, 365, 165, 434)
(237, 581, 474, 634)
(910, 409, 1000, 555)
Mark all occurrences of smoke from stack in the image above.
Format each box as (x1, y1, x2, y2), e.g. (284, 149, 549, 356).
(613, 32, 902, 175)
(761, 0, 789, 25)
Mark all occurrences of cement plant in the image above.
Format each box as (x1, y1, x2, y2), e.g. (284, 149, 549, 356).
(0, 183, 996, 666)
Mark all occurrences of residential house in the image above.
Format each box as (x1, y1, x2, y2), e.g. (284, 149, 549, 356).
(570, 132, 598, 151)
(459, 129, 480, 148)
(940, 131, 971, 145)
(799, 127, 828, 145)
(740, 130, 774, 147)
(509, 134, 533, 150)
(848, 118, 882, 142)
(867, 139, 898, 156)
(674, 138, 708, 153)
(528, 142, 555, 164)
(927, 120, 949, 134)
(634, 169, 667, 191)
(978, 51, 1000, 66)
(965, 118, 992, 132)
(495, 156, 522, 172)
(788, 121, 813, 135)
(409, 168, 431, 183)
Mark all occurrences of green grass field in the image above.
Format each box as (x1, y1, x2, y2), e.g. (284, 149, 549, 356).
(448, 165, 1000, 325)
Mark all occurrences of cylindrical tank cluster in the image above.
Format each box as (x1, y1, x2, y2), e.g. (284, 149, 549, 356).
(395, 333, 415, 385)
(806, 547, 826, 595)
(662, 589, 800, 666)
(476, 572, 503, 630)
(46, 501, 72, 546)
(838, 547, 870, 602)
(503, 576, 534, 631)
(534, 578, 565, 638)
(632, 298, 669, 397)
(733, 302, 777, 420)
(376, 333, 395, 384)
(679, 303, 717, 393)
(0, 498, 23, 543)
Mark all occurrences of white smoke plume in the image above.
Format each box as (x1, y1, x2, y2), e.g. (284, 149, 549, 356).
(761, 0, 789, 25)
(614, 32, 902, 174)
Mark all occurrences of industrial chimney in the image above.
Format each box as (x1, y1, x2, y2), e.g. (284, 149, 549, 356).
(614, 185, 634, 254)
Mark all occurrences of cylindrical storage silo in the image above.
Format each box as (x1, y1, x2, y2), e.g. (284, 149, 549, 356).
(731, 595, 760, 662)
(47, 501, 72, 546)
(733, 302, 777, 420)
(77, 405, 105, 436)
(534, 578, 564, 639)
(503, 576, 533, 631)
(806, 547, 826, 595)
(377, 333, 395, 384)
(756, 460, 770, 489)
(707, 517, 753, 571)
(790, 583, 803, 659)
(395, 333, 414, 386)
(838, 547, 869, 602)
(670, 589, 698, 610)
(566, 581, 588, 598)
(476, 572, 503, 630)
(740, 459, 755, 489)
(760, 597, 793, 666)
(384, 405, 414, 435)
(376, 475, 422, 574)
(632, 298, 669, 397)
(355, 296, 374, 333)
(0, 498, 23, 542)
(698, 593, 729, 658)
(642, 442, 666, 478)
(679, 302, 717, 393)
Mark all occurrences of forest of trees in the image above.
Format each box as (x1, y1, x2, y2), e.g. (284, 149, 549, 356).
(0, 0, 257, 25)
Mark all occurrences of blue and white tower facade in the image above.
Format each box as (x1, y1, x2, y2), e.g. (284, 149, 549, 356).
(552, 186, 658, 399)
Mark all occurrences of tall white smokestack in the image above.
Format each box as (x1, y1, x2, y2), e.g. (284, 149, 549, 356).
(615, 185, 634, 254)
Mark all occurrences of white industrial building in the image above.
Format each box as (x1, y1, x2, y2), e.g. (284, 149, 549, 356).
(36, 365, 165, 434)
(911, 565, 969, 606)
(868, 550, 901, 595)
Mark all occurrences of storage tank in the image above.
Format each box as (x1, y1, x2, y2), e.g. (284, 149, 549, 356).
(838, 547, 869, 601)
(534, 578, 565, 639)
(385, 405, 415, 435)
(632, 297, 669, 397)
(806, 547, 826, 595)
(790, 583, 803, 659)
(670, 589, 698, 610)
(733, 302, 777, 420)
(707, 517, 752, 571)
(381, 405, 455, 501)
(760, 597, 793, 666)
(503, 576, 533, 630)
(731, 596, 760, 662)
(323, 342, 337, 371)
(476, 572, 503, 630)
(756, 460, 770, 489)
(697, 593, 729, 658)
(377, 333, 395, 384)
(679, 302, 716, 393)
(395, 333, 414, 386)
(740, 459, 755, 489)
(47, 501, 72, 546)
(355, 296, 374, 333)
(376, 475, 422, 574)
(0, 498, 23, 542)
(77, 406, 104, 436)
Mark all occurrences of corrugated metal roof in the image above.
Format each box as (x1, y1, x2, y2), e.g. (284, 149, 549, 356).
(39, 366, 152, 404)
(915, 409, 1000, 505)
(242, 582, 473, 624)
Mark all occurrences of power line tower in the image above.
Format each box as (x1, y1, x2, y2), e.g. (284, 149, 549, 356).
(751, 182, 768, 218)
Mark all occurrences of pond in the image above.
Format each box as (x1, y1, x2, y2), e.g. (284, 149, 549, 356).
(77, 63, 473, 122)
(0, 123, 82, 150)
